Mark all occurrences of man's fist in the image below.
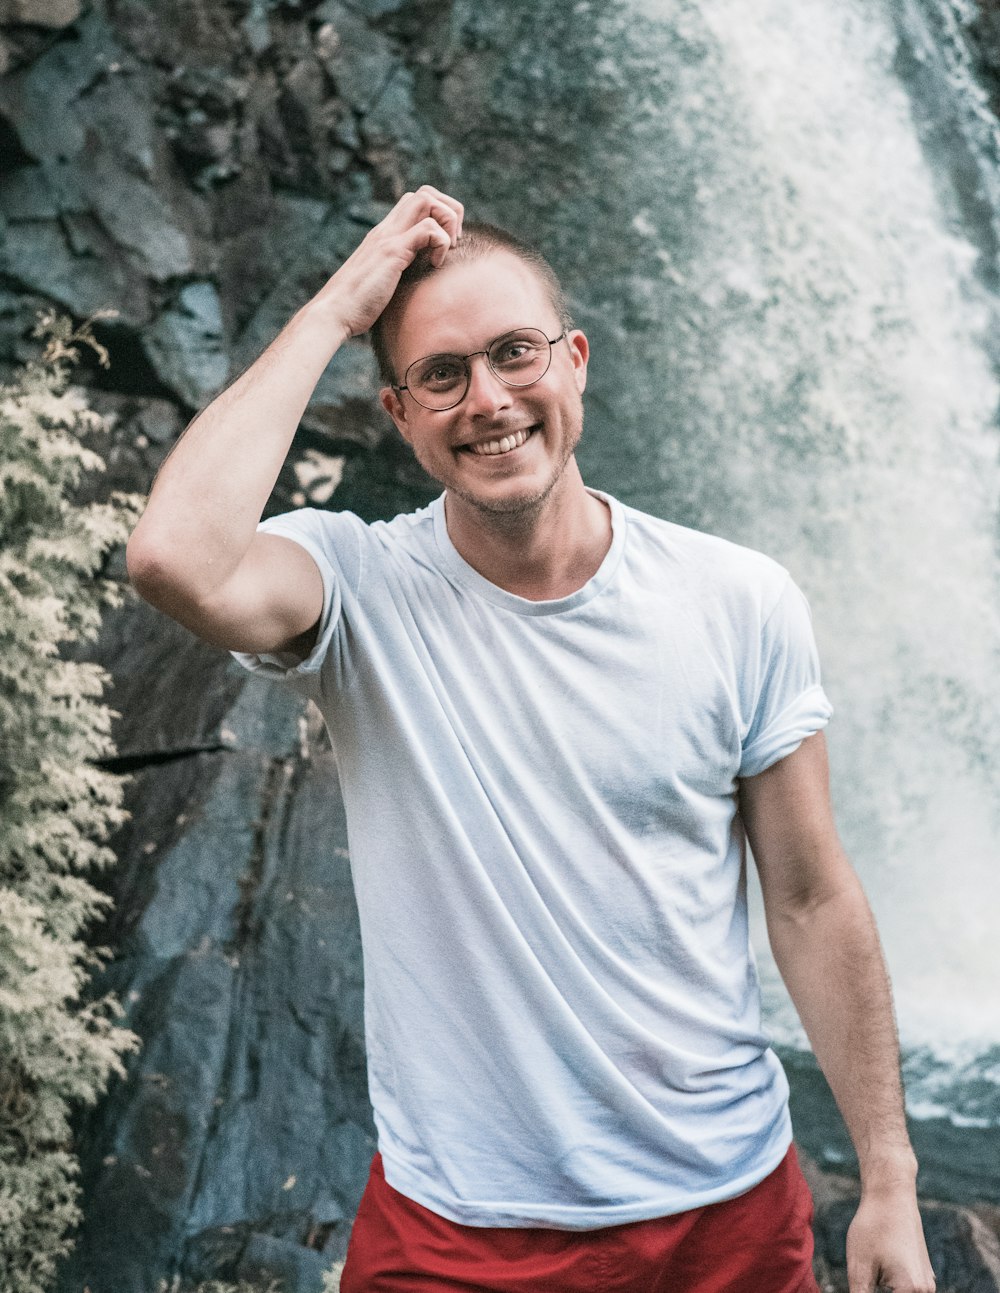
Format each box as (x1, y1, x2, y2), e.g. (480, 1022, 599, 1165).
(312, 185, 465, 341)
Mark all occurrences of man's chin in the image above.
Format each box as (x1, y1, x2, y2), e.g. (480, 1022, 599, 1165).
(448, 474, 559, 518)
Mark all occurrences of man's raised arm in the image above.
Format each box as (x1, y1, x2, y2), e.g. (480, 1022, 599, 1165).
(126, 186, 464, 657)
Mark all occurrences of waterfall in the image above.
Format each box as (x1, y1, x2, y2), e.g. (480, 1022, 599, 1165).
(605, 0, 1000, 1151)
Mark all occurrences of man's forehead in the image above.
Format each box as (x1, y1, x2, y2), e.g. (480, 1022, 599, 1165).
(392, 251, 557, 355)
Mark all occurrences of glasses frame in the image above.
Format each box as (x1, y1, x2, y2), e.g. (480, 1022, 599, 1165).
(393, 328, 569, 411)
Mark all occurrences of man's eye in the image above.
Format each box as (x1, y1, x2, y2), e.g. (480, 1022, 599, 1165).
(492, 336, 543, 367)
(416, 359, 464, 388)
(496, 342, 528, 361)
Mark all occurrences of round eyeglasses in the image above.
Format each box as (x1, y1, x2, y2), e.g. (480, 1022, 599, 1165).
(393, 328, 568, 411)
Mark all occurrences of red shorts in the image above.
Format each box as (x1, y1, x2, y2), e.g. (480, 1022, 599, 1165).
(340, 1144, 820, 1293)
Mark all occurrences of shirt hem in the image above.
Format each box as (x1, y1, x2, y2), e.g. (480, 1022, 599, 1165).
(377, 1131, 795, 1230)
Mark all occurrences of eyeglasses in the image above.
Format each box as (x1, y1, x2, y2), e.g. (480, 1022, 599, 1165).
(393, 328, 568, 411)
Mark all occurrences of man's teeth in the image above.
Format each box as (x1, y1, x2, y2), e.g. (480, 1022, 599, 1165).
(469, 426, 533, 456)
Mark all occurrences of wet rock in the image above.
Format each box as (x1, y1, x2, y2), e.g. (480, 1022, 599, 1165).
(62, 721, 372, 1293)
(142, 281, 229, 407)
(0, 0, 80, 28)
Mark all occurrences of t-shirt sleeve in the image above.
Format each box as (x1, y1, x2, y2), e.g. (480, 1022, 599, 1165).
(229, 507, 362, 698)
(738, 576, 833, 778)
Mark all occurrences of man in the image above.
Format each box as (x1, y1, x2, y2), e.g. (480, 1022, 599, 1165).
(127, 185, 935, 1293)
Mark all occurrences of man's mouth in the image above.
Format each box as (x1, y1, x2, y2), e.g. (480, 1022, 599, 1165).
(462, 425, 538, 457)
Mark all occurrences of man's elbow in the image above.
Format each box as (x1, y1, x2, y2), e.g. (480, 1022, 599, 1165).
(126, 528, 202, 619)
(765, 864, 873, 946)
(126, 525, 159, 593)
(127, 526, 168, 597)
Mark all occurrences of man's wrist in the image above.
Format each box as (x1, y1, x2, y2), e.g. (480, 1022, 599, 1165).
(296, 290, 354, 346)
(291, 295, 353, 356)
(858, 1145, 919, 1196)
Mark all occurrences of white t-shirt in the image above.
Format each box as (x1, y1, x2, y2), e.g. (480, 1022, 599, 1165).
(233, 490, 832, 1229)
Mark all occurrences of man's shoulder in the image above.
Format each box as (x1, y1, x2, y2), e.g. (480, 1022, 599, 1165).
(261, 496, 439, 552)
(371, 496, 440, 544)
(617, 499, 789, 595)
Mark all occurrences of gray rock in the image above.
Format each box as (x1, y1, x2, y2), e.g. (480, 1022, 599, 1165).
(0, 163, 63, 220)
(241, 0, 273, 58)
(314, 4, 397, 115)
(0, 0, 80, 30)
(0, 215, 148, 321)
(235, 1233, 334, 1292)
(62, 724, 372, 1293)
(0, 11, 120, 162)
(82, 162, 194, 282)
(142, 281, 229, 407)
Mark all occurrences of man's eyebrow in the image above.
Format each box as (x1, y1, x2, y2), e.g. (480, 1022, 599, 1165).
(408, 326, 549, 362)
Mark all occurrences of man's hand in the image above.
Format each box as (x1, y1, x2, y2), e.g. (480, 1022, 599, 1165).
(846, 1186, 936, 1292)
(313, 184, 464, 342)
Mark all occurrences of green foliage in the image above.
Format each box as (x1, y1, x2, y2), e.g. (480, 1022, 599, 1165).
(152, 1260, 343, 1291)
(0, 312, 143, 1293)
(156, 1281, 286, 1293)
(321, 1264, 344, 1292)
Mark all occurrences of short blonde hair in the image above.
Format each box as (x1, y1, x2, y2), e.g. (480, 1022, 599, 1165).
(369, 222, 574, 387)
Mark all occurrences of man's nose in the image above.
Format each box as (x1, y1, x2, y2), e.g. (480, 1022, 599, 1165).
(463, 352, 513, 416)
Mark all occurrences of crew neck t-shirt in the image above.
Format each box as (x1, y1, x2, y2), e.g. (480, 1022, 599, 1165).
(232, 490, 832, 1229)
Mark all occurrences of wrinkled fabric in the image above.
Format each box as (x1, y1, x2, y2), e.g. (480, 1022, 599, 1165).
(340, 1147, 819, 1293)
(233, 492, 832, 1228)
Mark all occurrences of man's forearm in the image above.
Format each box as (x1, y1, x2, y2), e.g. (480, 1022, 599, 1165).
(128, 297, 348, 599)
(767, 870, 917, 1192)
(128, 188, 464, 611)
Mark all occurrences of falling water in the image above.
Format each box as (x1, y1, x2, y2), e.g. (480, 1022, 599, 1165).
(614, 0, 1000, 1184)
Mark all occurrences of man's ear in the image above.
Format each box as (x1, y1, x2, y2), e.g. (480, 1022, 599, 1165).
(380, 387, 412, 444)
(567, 328, 589, 394)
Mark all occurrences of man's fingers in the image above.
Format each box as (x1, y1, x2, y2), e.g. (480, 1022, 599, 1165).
(412, 184, 464, 240)
(846, 1251, 881, 1293)
(386, 185, 463, 246)
(427, 200, 460, 247)
(397, 216, 452, 269)
(848, 1266, 934, 1293)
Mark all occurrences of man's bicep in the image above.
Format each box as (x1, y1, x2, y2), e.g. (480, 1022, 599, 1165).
(739, 731, 856, 917)
(141, 531, 326, 659)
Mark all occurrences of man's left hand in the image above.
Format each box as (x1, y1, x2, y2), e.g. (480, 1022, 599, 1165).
(845, 1188, 936, 1292)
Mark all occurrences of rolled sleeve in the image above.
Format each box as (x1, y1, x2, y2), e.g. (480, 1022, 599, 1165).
(738, 578, 833, 778)
(229, 509, 358, 698)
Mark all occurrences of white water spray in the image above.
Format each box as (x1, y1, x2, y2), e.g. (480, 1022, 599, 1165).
(632, 0, 1000, 1106)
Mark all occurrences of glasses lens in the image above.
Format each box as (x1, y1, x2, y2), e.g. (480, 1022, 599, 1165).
(407, 354, 469, 409)
(488, 329, 551, 386)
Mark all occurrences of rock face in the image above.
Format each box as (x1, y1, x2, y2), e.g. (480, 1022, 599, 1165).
(61, 610, 372, 1291)
(2, 1, 1000, 1291)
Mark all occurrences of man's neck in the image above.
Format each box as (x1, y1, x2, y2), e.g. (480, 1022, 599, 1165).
(443, 464, 613, 601)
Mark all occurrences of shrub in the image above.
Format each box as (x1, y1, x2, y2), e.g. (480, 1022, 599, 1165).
(0, 312, 142, 1292)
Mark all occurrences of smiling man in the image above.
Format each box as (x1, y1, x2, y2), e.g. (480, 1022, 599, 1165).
(127, 186, 934, 1293)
